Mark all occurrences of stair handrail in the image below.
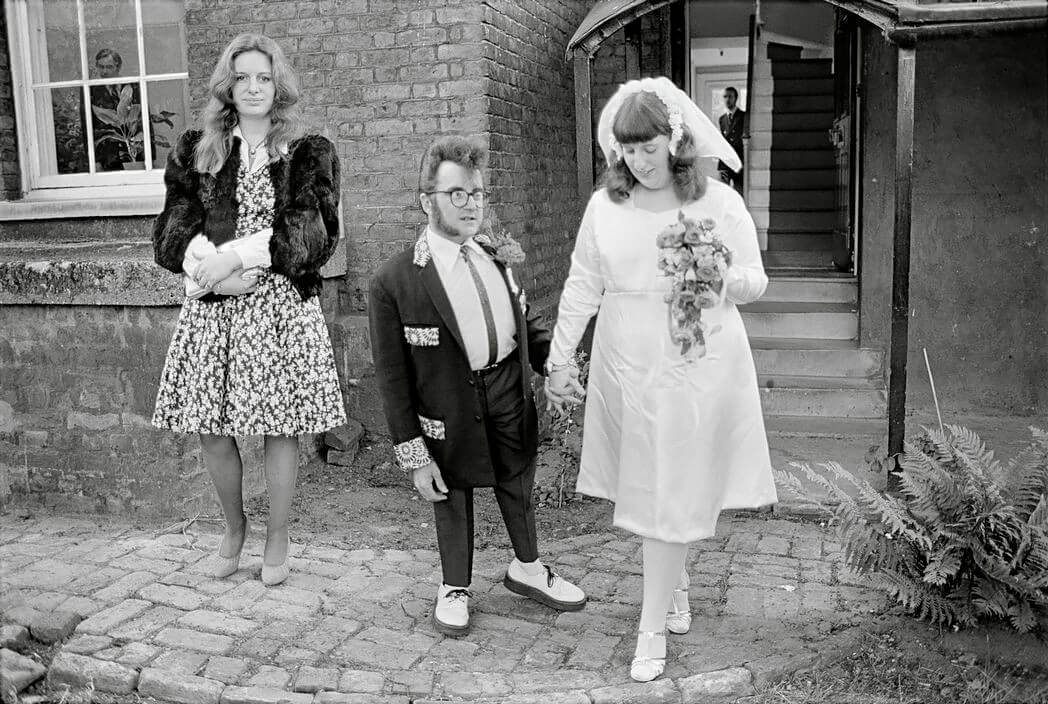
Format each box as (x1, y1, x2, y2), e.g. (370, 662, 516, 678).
(744, 13, 758, 206)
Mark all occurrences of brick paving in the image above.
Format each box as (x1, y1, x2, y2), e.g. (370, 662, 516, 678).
(1, 514, 888, 704)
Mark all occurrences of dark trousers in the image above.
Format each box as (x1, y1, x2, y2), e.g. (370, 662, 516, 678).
(718, 160, 744, 195)
(432, 358, 539, 587)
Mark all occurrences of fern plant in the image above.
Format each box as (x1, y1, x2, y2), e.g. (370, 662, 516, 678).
(776, 425, 1048, 633)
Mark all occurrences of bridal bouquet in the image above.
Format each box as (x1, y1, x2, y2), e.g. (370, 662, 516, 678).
(656, 212, 732, 357)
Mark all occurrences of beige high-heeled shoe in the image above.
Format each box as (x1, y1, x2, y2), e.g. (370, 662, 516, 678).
(630, 631, 667, 682)
(261, 534, 291, 587)
(211, 516, 246, 579)
(666, 588, 692, 634)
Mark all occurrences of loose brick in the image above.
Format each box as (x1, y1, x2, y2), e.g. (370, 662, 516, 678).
(336, 668, 384, 694)
(679, 667, 754, 701)
(153, 628, 235, 655)
(292, 665, 338, 693)
(75, 598, 151, 635)
(138, 583, 208, 610)
(247, 665, 291, 689)
(139, 667, 225, 704)
(220, 686, 314, 704)
(203, 656, 250, 684)
(178, 610, 260, 637)
(46, 652, 139, 694)
(151, 649, 209, 675)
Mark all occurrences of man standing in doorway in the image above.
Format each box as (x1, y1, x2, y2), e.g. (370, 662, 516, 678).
(718, 86, 746, 195)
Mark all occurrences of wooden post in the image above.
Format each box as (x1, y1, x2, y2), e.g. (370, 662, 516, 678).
(670, 0, 689, 90)
(887, 42, 916, 481)
(625, 19, 641, 79)
(573, 53, 594, 197)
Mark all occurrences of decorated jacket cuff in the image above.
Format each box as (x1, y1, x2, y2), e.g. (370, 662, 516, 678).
(394, 436, 433, 471)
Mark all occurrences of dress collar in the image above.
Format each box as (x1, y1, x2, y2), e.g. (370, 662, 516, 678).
(232, 125, 288, 173)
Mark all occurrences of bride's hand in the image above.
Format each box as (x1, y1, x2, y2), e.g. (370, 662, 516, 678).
(545, 367, 585, 415)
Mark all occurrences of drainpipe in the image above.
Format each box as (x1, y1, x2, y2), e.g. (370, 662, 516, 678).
(887, 39, 916, 485)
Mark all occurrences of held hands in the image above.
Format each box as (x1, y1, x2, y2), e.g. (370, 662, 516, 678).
(545, 366, 586, 416)
(412, 461, 449, 502)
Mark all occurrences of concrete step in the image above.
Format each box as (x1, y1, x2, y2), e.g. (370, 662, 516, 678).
(740, 302, 858, 340)
(765, 415, 886, 439)
(773, 94, 835, 113)
(767, 169, 835, 189)
(766, 232, 835, 250)
(769, 149, 836, 169)
(766, 267, 853, 278)
(754, 346, 883, 378)
(760, 386, 887, 418)
(763, 250, 837, 269)
(773, 78, 835, 96)
(770, 131, 832, 151)
(767, 190, 835, 211)
(767, 42, 804, 60)
(759, 374, 881, 390)
(760, 278, 857, 303)
(769, 58, 833, 78)
(773, 112, 834, 131)
(767, 209, 836, 231)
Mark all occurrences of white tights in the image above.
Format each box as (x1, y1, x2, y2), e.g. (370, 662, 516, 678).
(638, 537, 690, 633)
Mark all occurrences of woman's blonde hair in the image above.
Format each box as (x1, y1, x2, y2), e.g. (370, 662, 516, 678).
(194, 34, 303, 175)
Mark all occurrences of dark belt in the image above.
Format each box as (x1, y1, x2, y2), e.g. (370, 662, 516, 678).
(472, 350, 517, 378)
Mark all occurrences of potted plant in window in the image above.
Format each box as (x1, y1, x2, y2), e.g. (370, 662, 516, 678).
(92, 84, 175, 169)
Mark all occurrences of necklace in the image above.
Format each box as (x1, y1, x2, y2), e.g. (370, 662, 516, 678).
(243, 135, 267, 168)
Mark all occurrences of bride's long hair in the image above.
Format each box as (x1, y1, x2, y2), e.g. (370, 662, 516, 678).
(602, 91, 706, 204)
(194, 34, 303, 175)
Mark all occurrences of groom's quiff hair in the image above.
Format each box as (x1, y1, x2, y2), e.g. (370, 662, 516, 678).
(419, 135, 488, 192)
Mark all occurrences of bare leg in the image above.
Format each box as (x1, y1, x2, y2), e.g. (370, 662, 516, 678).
(263, 434, 299, 566)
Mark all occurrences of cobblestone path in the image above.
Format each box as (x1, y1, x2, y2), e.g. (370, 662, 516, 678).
(1, 514, 887, 704)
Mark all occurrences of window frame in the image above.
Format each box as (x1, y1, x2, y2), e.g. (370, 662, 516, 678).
(4, 0, 188, 207)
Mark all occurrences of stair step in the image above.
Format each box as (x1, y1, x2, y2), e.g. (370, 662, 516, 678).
(772, 78, 835, 96)
(749, 336, 858, 349)
(767, 268, 853, 278)
(764, 415, 885, 438)
(770, 149, 836, 169)
(754, 346, 883, 380)
(763, 251, 837, 270)
(768, 131, 832, 150)
(740, 302, 857, 340)
(759, 374, 881, 390)
(773, 112, 834, 131)
(766, 232, 835, 251)
(769, 59, 833, 78)
(767, 42, 804, 60)
(768, 169, 835, 189)
(773, 94, 835, 113)
(760, 278, 857, 303)
(767, 190, 835, 211)
(767, 210, 836, 231)
(760, 387, 887, 419)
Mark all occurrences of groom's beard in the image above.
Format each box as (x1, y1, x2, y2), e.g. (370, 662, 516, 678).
(433, 203, 481, 241)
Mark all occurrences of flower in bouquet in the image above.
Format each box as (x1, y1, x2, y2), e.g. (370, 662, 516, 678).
(656, 211, 733, 356)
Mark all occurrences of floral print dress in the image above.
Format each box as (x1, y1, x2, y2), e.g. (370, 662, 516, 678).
(152, 161, 347, 437)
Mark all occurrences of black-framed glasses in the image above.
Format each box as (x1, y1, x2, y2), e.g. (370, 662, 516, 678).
(425, 189, 486, 208)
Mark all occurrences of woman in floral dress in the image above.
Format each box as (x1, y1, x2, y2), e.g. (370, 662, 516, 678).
(152, 34, 345, 586)
(546, 78, 777, 681)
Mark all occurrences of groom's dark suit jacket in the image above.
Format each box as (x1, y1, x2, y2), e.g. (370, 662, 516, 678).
(368, 234, 551, 488)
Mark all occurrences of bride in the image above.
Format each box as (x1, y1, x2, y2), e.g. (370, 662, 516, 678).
(546, 77, 777, 682)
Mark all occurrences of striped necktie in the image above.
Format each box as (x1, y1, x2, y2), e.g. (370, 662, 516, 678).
(460, 245, 499, 367)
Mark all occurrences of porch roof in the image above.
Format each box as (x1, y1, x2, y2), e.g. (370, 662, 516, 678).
(568, 0, 1047, 56)
(824, 0, 1048, 33)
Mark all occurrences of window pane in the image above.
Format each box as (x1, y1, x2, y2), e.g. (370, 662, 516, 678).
(85, 0, 140, 79)
(39, 87, 88, 175)
(145, 80, 189, 169)
(29, 0, 82, 83)
(90, 82, 146, 170)
(142, 1, 188, 74)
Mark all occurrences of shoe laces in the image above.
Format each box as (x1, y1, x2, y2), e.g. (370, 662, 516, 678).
(544, 565, 559, 588)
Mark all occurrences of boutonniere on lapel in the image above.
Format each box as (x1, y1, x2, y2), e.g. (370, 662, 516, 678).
(475, 225, 527, 311)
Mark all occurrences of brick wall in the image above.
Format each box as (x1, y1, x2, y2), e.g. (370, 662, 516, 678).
(482, 0, 589, 312)
(0, 9, 20, 200)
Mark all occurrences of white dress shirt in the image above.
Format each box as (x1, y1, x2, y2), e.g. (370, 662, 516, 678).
(425, 227, 517, 370)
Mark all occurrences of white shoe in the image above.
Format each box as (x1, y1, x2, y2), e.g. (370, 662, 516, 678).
(666, 588, 692, 634)
(261, 534, 291, 587)
(630, 631, 667, 682)
(433, 583, 471, 637)
(503, 559, 587, 611)
(211, 515, 246, 579)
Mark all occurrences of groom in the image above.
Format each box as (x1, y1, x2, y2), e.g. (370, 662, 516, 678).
(368, 135, 587, 636)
